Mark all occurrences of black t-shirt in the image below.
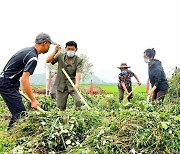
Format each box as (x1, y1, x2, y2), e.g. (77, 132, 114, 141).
(1, 47, 38, 87)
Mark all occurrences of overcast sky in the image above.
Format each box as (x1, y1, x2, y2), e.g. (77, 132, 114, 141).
(0, 0, 180, 83)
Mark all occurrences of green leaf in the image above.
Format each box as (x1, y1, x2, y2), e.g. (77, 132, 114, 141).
(160, 122, 170, 130)
(175, 115, 180, 121)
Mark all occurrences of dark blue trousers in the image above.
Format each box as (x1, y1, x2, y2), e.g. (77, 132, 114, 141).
(0, 78, 26, 130)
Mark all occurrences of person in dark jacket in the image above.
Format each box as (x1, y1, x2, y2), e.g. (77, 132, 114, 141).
(144, 48, 169, 102)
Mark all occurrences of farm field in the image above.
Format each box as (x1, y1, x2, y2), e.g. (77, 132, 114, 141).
(30, 84, 146, 95)
(0, 78, 179, 153)
(81, 84, 146, 95)
(99, 84, 146, 94)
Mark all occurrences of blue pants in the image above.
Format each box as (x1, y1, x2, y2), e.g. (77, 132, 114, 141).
(0, 78, 26, 130)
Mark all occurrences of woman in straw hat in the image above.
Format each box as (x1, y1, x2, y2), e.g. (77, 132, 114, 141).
(118, 62, 141, 102)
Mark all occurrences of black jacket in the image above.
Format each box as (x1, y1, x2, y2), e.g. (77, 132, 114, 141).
(148, 59, 169, 91)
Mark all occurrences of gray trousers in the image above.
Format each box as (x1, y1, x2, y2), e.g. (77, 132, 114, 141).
(50, 93, 56, 99)
(56, 88, 81, 111)
(118, 87, 133, 102)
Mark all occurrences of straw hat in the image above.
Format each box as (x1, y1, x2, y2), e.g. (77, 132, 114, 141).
(117, 62, 131, 69)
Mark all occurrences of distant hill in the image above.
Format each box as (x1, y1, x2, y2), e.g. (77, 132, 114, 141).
(30, 73, 106, 85)
(81, 73, 106, 84)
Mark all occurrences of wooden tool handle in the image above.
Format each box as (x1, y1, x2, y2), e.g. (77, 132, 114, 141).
(19, 90, 45, 113)
(146, 83, 151, 102)
(62, 68, 91, 109)
(122, 85, 139, 102)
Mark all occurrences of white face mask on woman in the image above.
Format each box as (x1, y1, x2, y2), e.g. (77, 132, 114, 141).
(144, 58, 150, 64)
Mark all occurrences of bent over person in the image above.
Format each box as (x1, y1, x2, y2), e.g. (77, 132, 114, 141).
(0, 33, 57, 130)
(144, 48, 169, 102)
(46, 41, 83, 111)
(118, 63, 141, 102)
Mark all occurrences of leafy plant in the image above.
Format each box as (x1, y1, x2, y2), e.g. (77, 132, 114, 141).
(0, 87, 179, 153)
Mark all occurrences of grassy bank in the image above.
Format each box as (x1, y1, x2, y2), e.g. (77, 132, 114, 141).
(1, 82, 179, 153)
(0, 92, 179, 153)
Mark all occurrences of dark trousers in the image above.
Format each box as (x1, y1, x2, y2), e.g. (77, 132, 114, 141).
(0, 86, 26, 130)
(152, 89, 167, 102)
(118, 87, 133, 102)
(56, 88, 81, 111)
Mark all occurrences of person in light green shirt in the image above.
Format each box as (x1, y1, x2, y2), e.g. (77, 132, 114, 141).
(46, 41, 83, 111)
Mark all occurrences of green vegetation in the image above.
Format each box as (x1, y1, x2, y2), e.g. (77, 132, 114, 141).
(80, 84, 146, 95)
(99, 84, 146, 94)
(98, 84, 119, 94)
(0, 74, 179, 153)
(30, 84, 146, 95)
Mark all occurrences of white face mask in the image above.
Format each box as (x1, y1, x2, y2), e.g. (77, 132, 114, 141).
(144, 58, 150, 64)
(67, 51, 75, 57)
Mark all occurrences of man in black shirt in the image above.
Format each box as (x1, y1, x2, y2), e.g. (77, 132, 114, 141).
(0, 32, 59, 130)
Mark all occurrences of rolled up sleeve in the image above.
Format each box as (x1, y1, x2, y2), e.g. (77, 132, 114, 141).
(51, 53, 60, 65)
